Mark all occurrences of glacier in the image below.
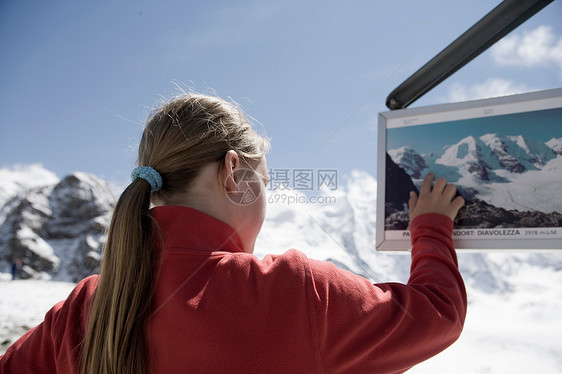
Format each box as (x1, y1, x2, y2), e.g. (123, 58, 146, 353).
(389, 133, 562, 214)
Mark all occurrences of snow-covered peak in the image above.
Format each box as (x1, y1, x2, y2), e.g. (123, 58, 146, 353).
(475, 133, 556, 173)
(0, 164, 59, 207)
(479, 133, 502, 147)
(437, 135, 500, 169)
(256, 171, 391, 281)
(388, 146, 411, 162)
(49, 172, 115, 218)
(509, 135, 532, 154)
(546, 137, 562, 155)
(0, 166, 116, 282)
(439, 136, 476, 166)
(388, 147, 427, 178)
(0, 164, 59, 189)
(506, 135, 557, 168)
(479, 133, 527, 173)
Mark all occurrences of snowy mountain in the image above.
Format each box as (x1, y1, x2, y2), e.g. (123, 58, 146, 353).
(2, 164, 560, 283)
(387, 146, 427, 178)
(546, 137, 562, 155)
(389, 133, 562, 214)
(0, 164, 59, 209)
(390, 133, 558, 181)
(481, 133, 557, 172)
(256, 169, 412, 282)
(437, 135, 502, 173)
(1, 165, 562, 372)
(0, 167, 114, 281)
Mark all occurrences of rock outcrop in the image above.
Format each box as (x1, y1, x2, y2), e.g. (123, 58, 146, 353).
(384, 153, 417, 229)
(0, 173, 114, 282)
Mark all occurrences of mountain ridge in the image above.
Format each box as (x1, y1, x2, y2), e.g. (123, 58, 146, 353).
(0, 164, 560, 296)
(389, 133, 562, 213)
(0, 167, 114, 281)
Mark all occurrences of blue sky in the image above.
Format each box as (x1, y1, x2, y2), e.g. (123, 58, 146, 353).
(387, 107, 562, 155)
(1, 1, 561, 189)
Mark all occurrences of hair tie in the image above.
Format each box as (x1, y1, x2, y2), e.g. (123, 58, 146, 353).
(131, 166, 163, 192)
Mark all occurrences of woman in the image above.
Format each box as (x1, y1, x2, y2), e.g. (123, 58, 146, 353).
(0, 94, 466, 374)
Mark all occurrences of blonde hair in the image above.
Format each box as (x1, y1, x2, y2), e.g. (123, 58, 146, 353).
(81, 94, 269, 374)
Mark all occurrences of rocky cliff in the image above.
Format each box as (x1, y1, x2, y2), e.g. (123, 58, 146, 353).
(384, 153, 418, 230)
(0, 171, 115, 282)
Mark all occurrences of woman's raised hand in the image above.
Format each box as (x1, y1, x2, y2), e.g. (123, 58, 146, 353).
(408, 172, 465, 222)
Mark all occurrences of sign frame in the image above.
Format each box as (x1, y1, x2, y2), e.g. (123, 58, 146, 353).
(376, 88, 562, 251)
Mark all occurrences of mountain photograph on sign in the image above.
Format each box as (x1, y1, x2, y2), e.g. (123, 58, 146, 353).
(385, 107, 562, 230)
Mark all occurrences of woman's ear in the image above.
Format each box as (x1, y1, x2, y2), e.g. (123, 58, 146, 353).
(223, 150, 240, 193)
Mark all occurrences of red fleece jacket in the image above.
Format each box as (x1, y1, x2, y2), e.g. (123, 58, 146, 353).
(0, 206, 466, 373)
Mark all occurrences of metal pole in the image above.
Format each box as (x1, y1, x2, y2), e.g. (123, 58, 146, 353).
(385, 0, 554, 110)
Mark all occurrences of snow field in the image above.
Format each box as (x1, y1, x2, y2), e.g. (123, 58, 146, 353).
(0, 278, 75, 354)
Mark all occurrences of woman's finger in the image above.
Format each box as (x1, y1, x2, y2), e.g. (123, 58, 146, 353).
(443, 183, 457, 201)
(408, 190, 418, 213)
(432, 177, 448, 194)
(419, 172, 434, 196)
(408, 191, 418, 220)
(451, 195, 466, 213)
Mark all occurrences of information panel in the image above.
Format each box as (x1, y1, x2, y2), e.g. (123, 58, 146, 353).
(377, 88, 562, 251)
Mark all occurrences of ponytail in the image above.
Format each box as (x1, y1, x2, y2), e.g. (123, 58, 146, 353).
(81, 179, 158, 374)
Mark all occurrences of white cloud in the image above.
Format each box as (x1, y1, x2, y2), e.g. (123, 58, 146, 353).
(491, 25, 562, 69)
(448, 78, 530, 102)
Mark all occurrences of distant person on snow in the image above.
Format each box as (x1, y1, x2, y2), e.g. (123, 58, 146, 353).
(10, 258, 22, 280)
(0, 94, 467, 374)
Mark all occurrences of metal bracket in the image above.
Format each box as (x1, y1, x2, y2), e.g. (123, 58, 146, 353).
(385, 0, 554, 110)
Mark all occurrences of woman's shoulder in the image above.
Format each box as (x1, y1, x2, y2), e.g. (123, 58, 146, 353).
(49, 275, 99, 328)
(69, 274, 99, 301)
(230, 249, 347, 282)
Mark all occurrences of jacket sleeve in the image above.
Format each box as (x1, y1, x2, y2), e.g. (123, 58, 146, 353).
(0, 276, 97, 374)
(0, 301, 62, 373)
(307, 213, 467, 374)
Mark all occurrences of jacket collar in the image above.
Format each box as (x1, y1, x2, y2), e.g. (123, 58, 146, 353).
(150, 206, 245, 253)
